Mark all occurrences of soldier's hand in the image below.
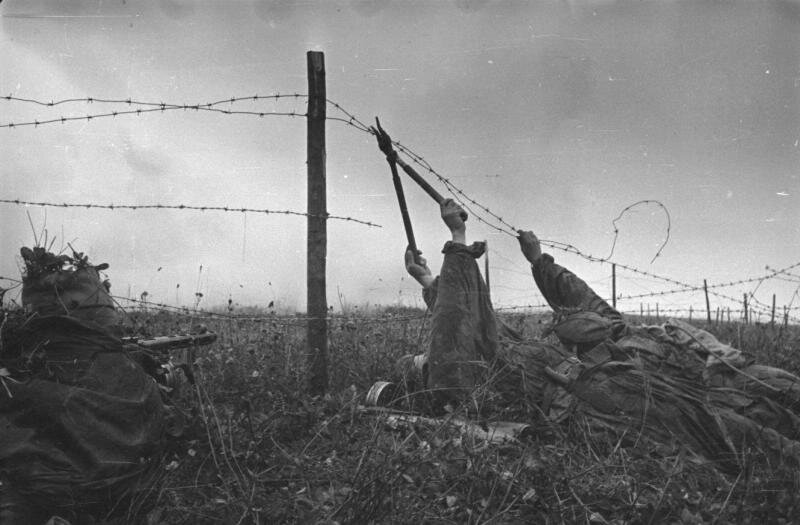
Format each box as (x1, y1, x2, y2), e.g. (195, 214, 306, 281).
(517, 230, 542, 264)
(405, 247, 434, 288)
(440, 199, 467, 234)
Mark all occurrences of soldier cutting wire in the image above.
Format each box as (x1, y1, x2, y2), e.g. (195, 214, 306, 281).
(373, 121, 800, 469)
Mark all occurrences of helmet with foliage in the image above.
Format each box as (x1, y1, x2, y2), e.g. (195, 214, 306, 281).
(20, 246, 120, 331)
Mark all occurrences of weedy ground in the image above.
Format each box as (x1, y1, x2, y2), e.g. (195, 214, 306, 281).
(122, 308, 800, 525)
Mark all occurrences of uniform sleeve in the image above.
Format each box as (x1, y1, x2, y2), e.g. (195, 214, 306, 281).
(532, 253, 624, 328)
(422, 276, 439, 311)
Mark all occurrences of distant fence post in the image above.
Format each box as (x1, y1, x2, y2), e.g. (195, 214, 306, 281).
(703, 279, 711, 324)
(689, 305, 693, 321)
(771, 294, 776, 326)
(307, 50, 328, 395)
(743, 294, 749, 324)
(612, 263, 616, 309)
(656, 303, 660, 321)
(785, 306, 790, 328)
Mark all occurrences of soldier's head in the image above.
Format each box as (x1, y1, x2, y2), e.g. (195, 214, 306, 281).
(552, 310, 614, 355)
(20, 246, 120, 332)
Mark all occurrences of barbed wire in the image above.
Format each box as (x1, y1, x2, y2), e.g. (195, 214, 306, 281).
(605, 200, 671, 263)
(321, 107, 795, 320)
(616, 304, 798, 319)
(2, 93, 379, 131)
(314, 105, 793, 322)
(766, 264, 800, 283)
(113, 295, 427, 324)
(1, 94, 309, 128)
(0, 93, 699, 290)
(0, 198, 381, 228)
(3, 93, 796, 319)
(494, 303, 552, 312)
(328, 107, 798, 318)
(324, 105, 692, 289)
(773, 275, 800, 285)
(4, 93, 306, 108)
(616, 269, 797, 301)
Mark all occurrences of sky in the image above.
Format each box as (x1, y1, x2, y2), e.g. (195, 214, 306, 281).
(1, 0, 799, 320)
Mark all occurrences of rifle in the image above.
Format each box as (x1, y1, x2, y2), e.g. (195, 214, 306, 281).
(122, 331, 218, 351)
(123, 329, 217, 392)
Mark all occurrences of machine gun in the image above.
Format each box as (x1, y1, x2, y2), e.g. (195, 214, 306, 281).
(123, 328, 217, 394)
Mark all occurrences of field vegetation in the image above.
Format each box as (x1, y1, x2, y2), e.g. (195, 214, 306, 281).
(124, 306, 800, 524)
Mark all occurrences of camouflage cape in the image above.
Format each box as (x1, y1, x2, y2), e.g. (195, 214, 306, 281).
(419, 244, 800, 470)
(0, 315, 167, 520)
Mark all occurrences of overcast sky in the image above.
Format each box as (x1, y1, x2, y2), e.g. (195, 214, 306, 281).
(1, 0, 798, 319)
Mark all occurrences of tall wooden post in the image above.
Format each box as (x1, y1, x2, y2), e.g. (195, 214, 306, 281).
(611, 263, 617, 309)
(703, 279, 711, 324)
(484, 240, 490, 295)
(307, 51, 328, 395)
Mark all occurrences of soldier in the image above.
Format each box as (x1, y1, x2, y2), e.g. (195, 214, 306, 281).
(400, 199, 800, 470)
(0, 247, 170, 524)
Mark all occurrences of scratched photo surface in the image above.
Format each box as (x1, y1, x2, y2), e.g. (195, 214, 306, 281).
(1, 0, 798, 318)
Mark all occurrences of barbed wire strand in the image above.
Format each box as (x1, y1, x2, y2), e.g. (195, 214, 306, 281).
(0, 199, 381, 228)
(4, 93, 306, 108)
(617, 264, 800, 301)
(1, 94, 309, 128)
(112, 295, 427, 324)
(605, 200, 671, 263)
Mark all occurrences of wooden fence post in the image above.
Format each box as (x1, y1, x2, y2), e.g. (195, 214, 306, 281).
(703, 279, 711, 324)
(771, 294, 776, 326)
(689, 305, 693, 321)
(612, 263, 616, 309)
(743, 294, 748, 324)
(656, 303, 660, 321)
(484, 240, 490, 295)
(307, 51, 328, 395)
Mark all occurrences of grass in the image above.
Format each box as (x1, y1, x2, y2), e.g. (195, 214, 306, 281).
(113, 308, 800, 524)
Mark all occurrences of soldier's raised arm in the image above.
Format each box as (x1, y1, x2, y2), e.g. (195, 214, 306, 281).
(517, 230, 623, 328)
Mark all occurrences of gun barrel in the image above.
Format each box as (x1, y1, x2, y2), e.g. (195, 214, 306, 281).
(123, 332, 217, 351)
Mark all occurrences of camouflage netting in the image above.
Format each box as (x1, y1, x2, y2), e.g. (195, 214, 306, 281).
(415, 243, 800, 471)
(0, 247, 167, 521)
(19, 246, 120, 332)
